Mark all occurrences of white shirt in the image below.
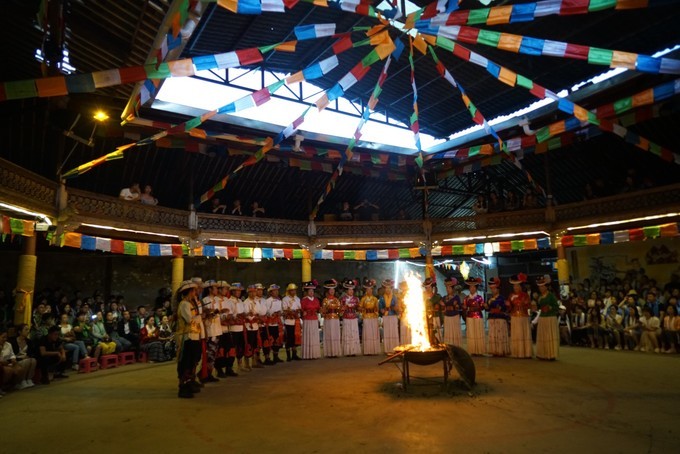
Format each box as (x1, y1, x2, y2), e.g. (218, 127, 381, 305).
(119, 188, 139, 201)
(266, 297, 283, 326)
(244, 297, 261, 330)
(1, 342, 15, 362)
(281, 295, 301, 326)
(203, 295, 222, 338)
(225, 297, 245, 332)
(179, 299, 202, 341)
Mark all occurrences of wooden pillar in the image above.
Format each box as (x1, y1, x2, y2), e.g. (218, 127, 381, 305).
(14, 235, 37, 326)
(557, 243, 569, 285)
(171, 257, 184, 295)
(302, 256, 312, 283)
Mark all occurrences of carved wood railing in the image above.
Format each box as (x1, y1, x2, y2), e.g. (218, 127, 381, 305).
(2, 157, 678, 245)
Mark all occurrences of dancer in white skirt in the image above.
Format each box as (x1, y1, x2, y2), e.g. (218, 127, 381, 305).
(535, 275, 559, 360)
(360, 279, 381, 355)
(442, 277, 463, 347)
(300, 281, 321, 359)
(379, 279, 400, 353)
(321, 279, 342, 358)
(397, 281, 411, 345)
(487, 277, 510, 356)
(464, 277, 487, 355)
(340, 278, 361, 356)
(508, 273, 533, 358)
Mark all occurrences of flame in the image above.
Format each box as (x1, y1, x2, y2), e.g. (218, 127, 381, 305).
(403, 272, 431, 352)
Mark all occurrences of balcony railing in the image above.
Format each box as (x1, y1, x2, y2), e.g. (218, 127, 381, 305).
(2, 157, 678, 246)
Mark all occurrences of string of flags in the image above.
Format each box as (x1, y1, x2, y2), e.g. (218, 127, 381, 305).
(3, 216, 678, 259)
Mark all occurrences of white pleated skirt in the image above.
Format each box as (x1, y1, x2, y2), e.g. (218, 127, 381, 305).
(342, 318, 361, 356)
(323, 319, 342, 357)
(510, 316, 533, 358)
(400, 318, 412, 345)
(536, 316, 559, 360)
(443, 315, 463, 347)
(466, 317, 486, 355)
(362, 318, 381, 355)
(382, 315, 400, 353)
(488, 318, 510, 356)
(302, 319, 320, 359)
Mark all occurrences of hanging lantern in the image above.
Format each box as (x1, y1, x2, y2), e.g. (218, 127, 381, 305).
(460, 261, 470, 280)
(484, 242, 494, 257)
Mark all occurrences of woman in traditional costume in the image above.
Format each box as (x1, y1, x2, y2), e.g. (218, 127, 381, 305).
(340, 279, 361, 356)
(359, 279, 380, 355)
(301, 281, 321, 359)
(535, 275, 559, 360)
(321, 279, 342, 358)
(508, 273, 533, 358)
(487, 277, 510, 356)
(442, 277, 463, 347)
(464, 277, 486, 355)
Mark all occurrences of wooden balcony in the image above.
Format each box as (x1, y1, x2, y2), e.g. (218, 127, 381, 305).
(1, 157, 678, 248)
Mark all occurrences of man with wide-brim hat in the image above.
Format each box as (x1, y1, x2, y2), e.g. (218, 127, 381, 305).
(281, 283, 302, 361)
(214, 281, 238, 378)
(442, 277, 463, 347)
(224, 283, 247, 372)
(379, 279, 400, 353)
(487, 277, 510, 356)
(300, 281, 321, 359)
(264, 284, 284, 364)
(340, 278, 361, 356)
(397, 281, 411, 345)
(423, 277, 443, 344)
(535, 274, 559, 360)
(508, 273, 532, 358)
(359, 279, 380, 355)
(200, 280, 222, 383)
(174, 280, 199, 398)
(243, 285, 262, 370)
(464, 277, 486, 355)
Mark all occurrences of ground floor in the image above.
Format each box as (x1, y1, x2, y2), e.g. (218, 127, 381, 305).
(1, 347, 678, 453)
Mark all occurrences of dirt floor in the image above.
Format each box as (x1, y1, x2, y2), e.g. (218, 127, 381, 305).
(1, 347, 678, 453)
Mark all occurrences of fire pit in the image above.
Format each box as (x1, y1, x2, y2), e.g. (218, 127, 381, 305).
(379, 274, 475, 392)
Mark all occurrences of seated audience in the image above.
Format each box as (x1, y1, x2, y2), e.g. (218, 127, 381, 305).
(661, 305, 679, 353)
(37, 326, 68, 384)
(231, 199, 243, 216)
(210, 197, 227, 214)
(91, 312, 118, 355)
(119, 183, 141, 201)
(139, 184, 158, 205)
(605, 306, 625, 350)
(251, 201, 265, 217)
(9, 323, 37, 388)
(118, 310, 140, 349)
(338, 201, 353, 221)
(1, 327, 34, 390)
(639, 306, 661, 353)
(158, 315, 176, 360)
(59, 314, 88, 370)
(139, 316, 167, 362)
(105, 311, 131, 352)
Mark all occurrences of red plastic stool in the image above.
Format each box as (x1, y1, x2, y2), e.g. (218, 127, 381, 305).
(79, 357, 99, 373)
(99, 354, 119, 369)
(118, 351, 136, 365)
(138, 351, 148, 363)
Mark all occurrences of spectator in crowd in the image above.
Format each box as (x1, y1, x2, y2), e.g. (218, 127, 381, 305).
(354, 199, 379, 221)
(661, 304, 679, 353)
(139, 316, 167, 362)
(134, 306, 148, 330)
(487, 191, 503, 213)
(231, 199, 243, 216)
(338, 202, 353, 221)
(251, 201, 265, 217)
(1, 327, 34, 390)
(210, 197, 227, 214)
(118, 310, 140, 349)
(557, 305, 571, 345)
(119, 183, 141, 201)
(73, 311, 101, 359)
(59, 313, 88, 370)
(139, 185, 158, 205)
(471, 195, 487, 215)
(605, 306, 625, 350)
(523, 189, 538, 209)
(9, 323, 37, 388)
(505, 192, 518, 211)
(158, 315, 175, 360)
(109, 302, 121, 322)
(91, 312, 118, 355)
(639, 306, 661, 353)
(104, 311, 131, 352)
(37, 326, 68, 384)
(570, 305, 588, 346)
(587, 307, 606, 349)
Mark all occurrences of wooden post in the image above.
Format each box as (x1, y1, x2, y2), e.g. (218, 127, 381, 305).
(14, 235, 37, 326)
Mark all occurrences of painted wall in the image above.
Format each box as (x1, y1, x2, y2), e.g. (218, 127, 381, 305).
(568, 237, 680, 285)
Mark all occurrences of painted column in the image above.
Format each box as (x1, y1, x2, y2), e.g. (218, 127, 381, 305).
(171, 257, 184, 295)
(14, 234, 37, 326)
(302, 254, 312, 283)
(557, 243, 569, 285)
